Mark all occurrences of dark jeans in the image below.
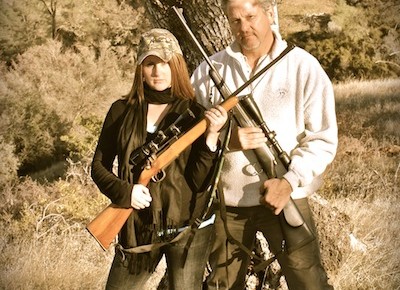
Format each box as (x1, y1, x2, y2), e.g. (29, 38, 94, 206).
(205, 198, 333, 290)
(106, 224, 215, 290)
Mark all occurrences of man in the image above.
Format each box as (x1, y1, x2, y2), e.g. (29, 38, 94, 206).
(191, 0, 338, 289)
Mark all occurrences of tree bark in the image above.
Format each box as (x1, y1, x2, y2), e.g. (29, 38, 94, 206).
(143, 0, 233, 73)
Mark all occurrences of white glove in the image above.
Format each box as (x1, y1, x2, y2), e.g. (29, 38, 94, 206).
(131, 184, 152, 210)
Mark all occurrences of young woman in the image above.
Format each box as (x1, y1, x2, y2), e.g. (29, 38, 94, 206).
(91, 28, 227, 290)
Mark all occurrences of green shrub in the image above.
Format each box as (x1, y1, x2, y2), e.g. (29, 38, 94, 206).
(287, 0, 399, 82)
(0, 0, 150, 65)
(0, 137, 20, 188)
(0, 1, 48, 64)
(0, 38, 133, 175)
(0, 176, 107, 244)
(289, 30, 396, 82)
(61, 114, 103, 165)
(0, 91, 69, 175)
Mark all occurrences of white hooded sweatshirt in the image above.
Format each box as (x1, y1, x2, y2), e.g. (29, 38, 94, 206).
(191, 31, 338, 207)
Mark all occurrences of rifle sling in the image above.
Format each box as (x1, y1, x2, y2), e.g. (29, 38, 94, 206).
(180, 117, 234, 266)
(115, 116, 234, 261)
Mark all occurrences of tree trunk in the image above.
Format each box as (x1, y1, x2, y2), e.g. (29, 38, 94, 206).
(40, 0, 57, 39)
(143, 0, 233, 73)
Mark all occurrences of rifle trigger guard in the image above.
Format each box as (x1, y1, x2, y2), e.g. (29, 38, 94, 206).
(151, 169, 166, 183)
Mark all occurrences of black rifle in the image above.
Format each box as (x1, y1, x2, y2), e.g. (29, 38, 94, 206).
(172, 6, 315, 254)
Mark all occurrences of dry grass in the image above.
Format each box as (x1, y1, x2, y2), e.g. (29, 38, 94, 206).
(0, 229, 112, 289)
(326, 78, 400, 289)
(331, 198, 400, 289)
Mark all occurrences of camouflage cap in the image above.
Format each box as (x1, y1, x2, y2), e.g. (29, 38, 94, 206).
(137, 28, 183, 65)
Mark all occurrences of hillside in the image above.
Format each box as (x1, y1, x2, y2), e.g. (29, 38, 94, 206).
(279, 0, 337, 35)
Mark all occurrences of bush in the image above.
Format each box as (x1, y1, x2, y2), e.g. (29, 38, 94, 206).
(0, 0, 150, 65)
(0, 137, 20, 188)
(61, 115, 102, 161)
(0, 1, 48, 64)
(0, 176, 112, 290)
(289, 30, 396, 82)
(0, 38, 133, 175)
(0, 90, 69, 175)
(287, 0, 399, 82)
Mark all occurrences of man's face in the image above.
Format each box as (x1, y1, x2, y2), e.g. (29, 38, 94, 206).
(226, 0, 274, 52)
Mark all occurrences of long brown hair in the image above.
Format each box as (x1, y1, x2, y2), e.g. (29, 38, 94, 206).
(124, 54, 195, 105)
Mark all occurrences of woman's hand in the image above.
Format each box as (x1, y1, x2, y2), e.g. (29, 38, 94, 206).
(204, 105, 228, 134)
(204, 105, 228, 151)
(131, 184, 152, 210)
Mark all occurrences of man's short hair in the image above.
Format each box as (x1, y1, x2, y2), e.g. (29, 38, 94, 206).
(220, 0, 275, 14)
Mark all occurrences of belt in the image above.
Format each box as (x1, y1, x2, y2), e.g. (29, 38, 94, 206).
(157, 213, 216, 237)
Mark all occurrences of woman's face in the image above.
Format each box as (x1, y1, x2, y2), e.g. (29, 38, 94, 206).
(142, 55, 172, 91)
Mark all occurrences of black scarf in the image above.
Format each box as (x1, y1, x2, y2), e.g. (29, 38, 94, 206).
(144, 83, 175, 104)
(118, 85, 176, 182)
(117, 88, 191, 274)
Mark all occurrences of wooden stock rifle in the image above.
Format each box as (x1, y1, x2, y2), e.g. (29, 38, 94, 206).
(86, 96, 239, 250)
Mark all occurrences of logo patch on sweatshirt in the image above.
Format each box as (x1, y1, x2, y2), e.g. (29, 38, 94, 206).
(276, 88, 288, 99)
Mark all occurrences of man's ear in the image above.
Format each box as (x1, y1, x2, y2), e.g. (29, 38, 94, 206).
(266, 7, 275, 25)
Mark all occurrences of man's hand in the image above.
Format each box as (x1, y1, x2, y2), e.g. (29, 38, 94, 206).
(260, 178, 292, 215)
(237, 127, 268, 150)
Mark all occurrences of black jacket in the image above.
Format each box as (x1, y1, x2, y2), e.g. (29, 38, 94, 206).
(91, 98, 218, 248)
